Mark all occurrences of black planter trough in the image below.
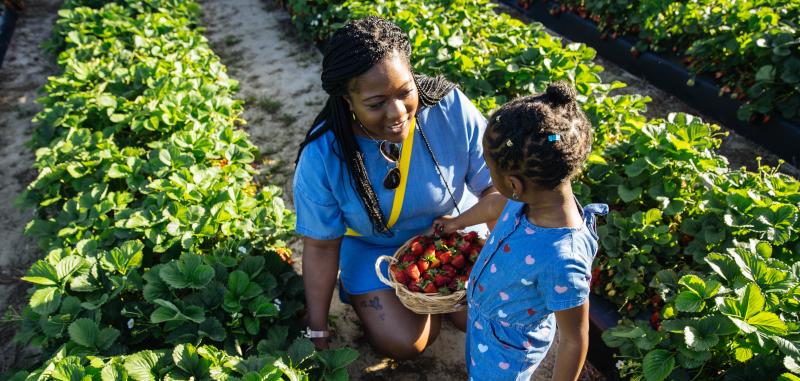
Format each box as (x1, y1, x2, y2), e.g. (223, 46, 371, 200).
(0, 5, 19, 70)
(499, 0, 800, 166)
(587, 294, 622, 381)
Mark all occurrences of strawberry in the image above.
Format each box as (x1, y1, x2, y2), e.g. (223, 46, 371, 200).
(393, 268, 409, 284)
(437, 251, 451, 265)
(408, 282, 422, 292)
(434, 274, 450, 287)
(464, 231, 478, 242)
(468, 248, 479, 263)
(427, 255, 441, 268)
(417, 259, 430, 272)
(442, 265, 456, 278)
(650, 310, 661, 330)
(410, 241, 423, 255)
(424, 245, 436, 257)
(445, 237, 456, 247)
(451, 254, 466, 269)
(422, 271, 432, 281)
(402, 254, 416, 264)
(406, 263, 421, 282)
(423, 281, 438, 294)
(458, 241, 471, 253)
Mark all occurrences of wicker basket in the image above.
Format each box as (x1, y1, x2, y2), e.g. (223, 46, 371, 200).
(374, 236, 468, 315)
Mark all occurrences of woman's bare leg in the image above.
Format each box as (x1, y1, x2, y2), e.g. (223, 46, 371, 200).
(348, 289, 441, 360)
(447, 309, 467, 332)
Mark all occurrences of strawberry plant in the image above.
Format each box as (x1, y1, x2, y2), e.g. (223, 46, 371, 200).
(8, 341, 358, 381)
(11, 0, 358, 379)
(603, 244, 800, 381)
(516, 0, 800, 122)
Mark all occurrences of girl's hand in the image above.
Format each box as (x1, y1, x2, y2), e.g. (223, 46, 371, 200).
(432, 215, 462, 234)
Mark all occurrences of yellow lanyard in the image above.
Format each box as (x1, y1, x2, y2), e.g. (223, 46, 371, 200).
(345, 118, 415, 237)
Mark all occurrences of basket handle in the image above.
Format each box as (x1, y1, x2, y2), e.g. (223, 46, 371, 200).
(375, 255, 398, 288)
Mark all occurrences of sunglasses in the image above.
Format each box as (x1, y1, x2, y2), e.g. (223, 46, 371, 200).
(378, 140, 401, 189)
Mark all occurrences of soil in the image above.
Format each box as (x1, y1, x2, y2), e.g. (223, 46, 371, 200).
(0, 0, 794, 379)
(0, 0, 62, 375)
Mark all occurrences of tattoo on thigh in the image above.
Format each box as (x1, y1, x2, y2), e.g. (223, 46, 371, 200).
(360, 296, 383, 311)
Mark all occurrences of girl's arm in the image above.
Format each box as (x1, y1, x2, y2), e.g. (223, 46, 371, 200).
(552, 302, 590, 381)
(302, 236, 342, 349)
(433, 186, 505, 233)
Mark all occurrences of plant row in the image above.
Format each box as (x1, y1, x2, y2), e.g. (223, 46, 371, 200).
(517, 0, 800, 124)
(10, 0, 356, 380)
(281, 0, 800, 380)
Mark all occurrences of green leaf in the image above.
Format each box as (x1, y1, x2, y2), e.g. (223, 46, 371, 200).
(777, 373, 800, 381)
(158, 150, 172, 166)
(741, 283, 765, 320)
(97, 327, 121, 350)
(56, 256, 84, 280)
(198, 317, 226, 342)
(103, 240, 144, 275)
(247, 295, 277, 318)
(756, 65, 775, 82)
(288, 338, 316, 365)
(97, 94, 117, 109)
(101, 362, 126, 381)
(22, 260, 60, 286)
(159, 253, 214, 289)
(124, 350, 167, 381)
(618, 184, 642, 203)
(684, 326, 719, 351)
(30, 286, 62, 315)
(784, 356, 800, 374)
(68, 318, 99, 348)
(150, 299, 205, 324)
(748, 312, 787, 335)
(316, 348, 359, 370)
(642, 349, 674, 381)
(675, 291, 704, 313)
(447, 34, 463, 48)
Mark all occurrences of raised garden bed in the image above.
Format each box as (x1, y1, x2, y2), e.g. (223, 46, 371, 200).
(500, 0, 800, 166)
(587, 295, 622, 381)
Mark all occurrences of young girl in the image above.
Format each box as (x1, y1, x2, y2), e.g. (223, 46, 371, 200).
(434, 81, 607, 381)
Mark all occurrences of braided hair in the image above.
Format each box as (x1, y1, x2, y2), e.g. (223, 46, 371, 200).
(296, 16, 456, 235)
(484, 81, 593, 189)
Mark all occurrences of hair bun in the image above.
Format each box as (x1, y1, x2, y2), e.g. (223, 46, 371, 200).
(545, 81, 577, 105)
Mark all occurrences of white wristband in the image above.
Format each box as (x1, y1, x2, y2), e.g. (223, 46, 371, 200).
(303, 327, 330, 339)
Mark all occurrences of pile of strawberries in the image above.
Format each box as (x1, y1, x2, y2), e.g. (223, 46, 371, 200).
(389, 231, 484, 295)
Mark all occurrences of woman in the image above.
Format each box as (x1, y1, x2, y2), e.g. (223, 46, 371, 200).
(293, 16, 500, 359)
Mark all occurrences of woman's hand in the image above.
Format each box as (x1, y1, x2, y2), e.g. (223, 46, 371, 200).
(432, 215, 462, 234)
(312, 337, 330, 350)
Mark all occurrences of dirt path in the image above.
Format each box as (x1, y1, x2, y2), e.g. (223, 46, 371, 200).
(0, 0, 62, 374)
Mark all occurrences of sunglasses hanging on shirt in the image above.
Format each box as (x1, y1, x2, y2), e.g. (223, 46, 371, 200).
(357, 123, 403, 190)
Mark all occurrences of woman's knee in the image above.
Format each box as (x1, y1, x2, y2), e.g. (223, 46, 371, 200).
(369, 329, 440, 360)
